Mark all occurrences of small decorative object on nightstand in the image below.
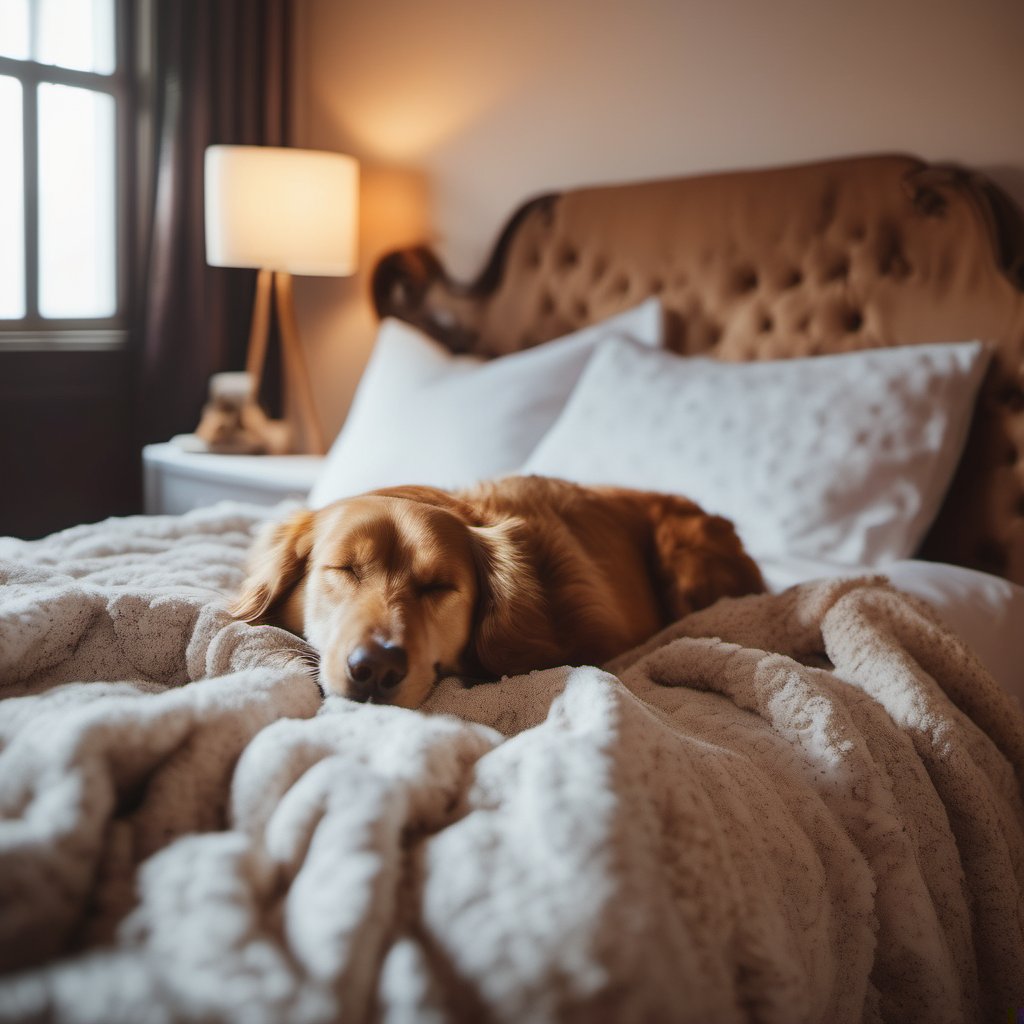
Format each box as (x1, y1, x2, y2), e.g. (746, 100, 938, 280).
(142, 438, 324, 515)
(194, 371, 291, 455)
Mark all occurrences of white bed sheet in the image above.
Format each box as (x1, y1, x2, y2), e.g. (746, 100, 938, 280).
(760, 555, 1024, 708)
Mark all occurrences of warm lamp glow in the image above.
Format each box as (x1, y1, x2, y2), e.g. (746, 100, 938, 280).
(204, 145, 358, 276)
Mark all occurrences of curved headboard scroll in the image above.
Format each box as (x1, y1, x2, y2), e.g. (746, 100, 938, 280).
(372, 153, 1024, 583)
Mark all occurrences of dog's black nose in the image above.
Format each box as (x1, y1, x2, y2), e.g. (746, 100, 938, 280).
(346, 641, 408, 701)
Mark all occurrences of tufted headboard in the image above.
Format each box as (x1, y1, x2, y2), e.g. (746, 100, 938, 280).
(372, 153, 1024, 583)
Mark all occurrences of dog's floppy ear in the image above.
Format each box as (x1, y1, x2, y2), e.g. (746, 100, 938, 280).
(230, 508, 316, 622)
(466, 516, 562, 676)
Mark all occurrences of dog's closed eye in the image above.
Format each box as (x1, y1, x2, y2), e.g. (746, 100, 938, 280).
(415, 579, 457, 598)
(330, 564, 362, 582)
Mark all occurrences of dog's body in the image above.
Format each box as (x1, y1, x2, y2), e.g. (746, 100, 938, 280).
(231, 475, 764, 708)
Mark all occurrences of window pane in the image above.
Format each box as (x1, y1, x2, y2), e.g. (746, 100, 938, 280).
(38, 83, 117, 319)
(0, 0, 29, 60)
(36, 0, 115, 74)
(0, 76, 24, 318)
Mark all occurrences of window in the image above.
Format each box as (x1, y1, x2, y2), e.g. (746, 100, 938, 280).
(0, 0, 128, 346)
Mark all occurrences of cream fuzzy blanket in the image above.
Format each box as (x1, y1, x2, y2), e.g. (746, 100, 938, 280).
(0, 504, 1022, 1024)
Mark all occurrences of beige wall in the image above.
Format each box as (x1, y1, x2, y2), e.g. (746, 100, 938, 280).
(291, 0, 1024, 441)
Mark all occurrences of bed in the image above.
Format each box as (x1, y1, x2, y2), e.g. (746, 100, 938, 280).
(2, 153, 1023, 1023)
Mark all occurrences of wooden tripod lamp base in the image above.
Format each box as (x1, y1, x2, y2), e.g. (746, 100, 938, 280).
(245, 268, 326, 455)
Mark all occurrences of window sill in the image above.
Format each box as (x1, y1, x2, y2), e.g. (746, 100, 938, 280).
(0, 329, 128, 351)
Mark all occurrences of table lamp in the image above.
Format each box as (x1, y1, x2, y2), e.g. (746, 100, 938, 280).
(204, 144, 359, 455)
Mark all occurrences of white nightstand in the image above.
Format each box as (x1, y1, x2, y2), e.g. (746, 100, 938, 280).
(142, 439, 325, 515)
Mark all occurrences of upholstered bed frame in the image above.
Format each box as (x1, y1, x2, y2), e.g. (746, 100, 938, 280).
(371, 154, 1024, 584)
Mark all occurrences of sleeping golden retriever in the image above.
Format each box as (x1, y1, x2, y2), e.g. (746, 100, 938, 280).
(231, 475, 763, 708)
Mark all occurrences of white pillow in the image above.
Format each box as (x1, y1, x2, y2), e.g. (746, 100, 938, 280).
(522, 336, 990, 565)
(309, 299, 663, 506)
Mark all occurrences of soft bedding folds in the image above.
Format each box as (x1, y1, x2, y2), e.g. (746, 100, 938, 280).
(1, 504, 1023, 1023)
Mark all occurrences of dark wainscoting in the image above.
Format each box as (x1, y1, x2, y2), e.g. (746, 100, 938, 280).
(0, 348, 142, 539)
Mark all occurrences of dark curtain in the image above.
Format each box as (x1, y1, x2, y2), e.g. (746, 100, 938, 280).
(136, 0, 289, 445)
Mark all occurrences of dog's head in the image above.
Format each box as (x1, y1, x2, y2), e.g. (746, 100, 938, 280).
(230, 486, 535, 708)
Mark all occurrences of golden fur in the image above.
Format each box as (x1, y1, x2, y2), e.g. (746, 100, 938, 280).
(231, 475, 764, 708)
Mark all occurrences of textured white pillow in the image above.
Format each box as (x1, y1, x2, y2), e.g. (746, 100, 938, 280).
(309, 299, 663, 507)
(522, 337, 990, 565)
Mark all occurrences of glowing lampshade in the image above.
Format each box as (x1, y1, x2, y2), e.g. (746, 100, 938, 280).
(204, 145, 358, 277)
